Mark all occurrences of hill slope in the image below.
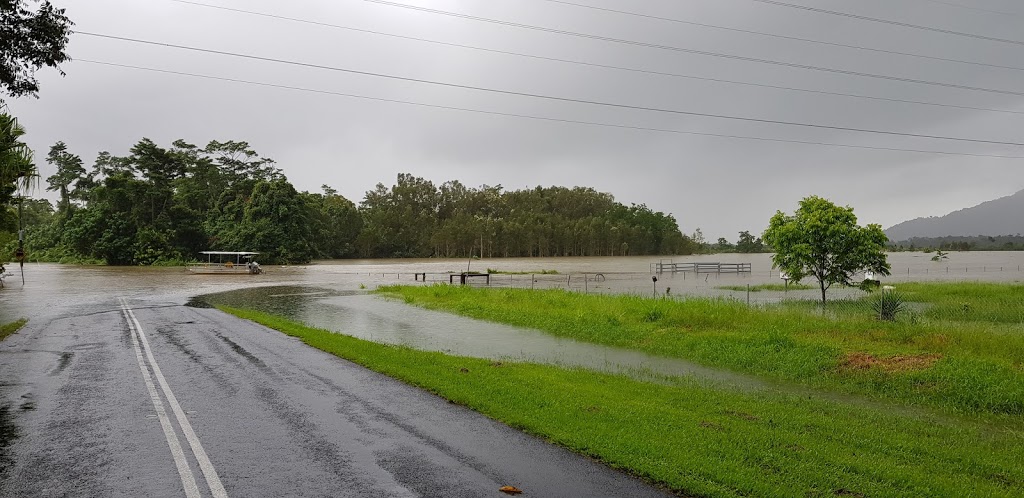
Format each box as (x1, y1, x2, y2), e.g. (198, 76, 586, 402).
(885, 189, 1024, 241)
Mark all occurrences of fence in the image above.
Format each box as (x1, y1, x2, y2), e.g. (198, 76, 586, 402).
(651, 261, 752, 275)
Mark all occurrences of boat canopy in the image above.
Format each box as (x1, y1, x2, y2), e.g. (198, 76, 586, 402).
(199, 251, 260, 255)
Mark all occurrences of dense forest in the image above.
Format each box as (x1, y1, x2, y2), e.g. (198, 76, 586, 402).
(889, 235, 1024, 252)
(2, 138, 698, 265)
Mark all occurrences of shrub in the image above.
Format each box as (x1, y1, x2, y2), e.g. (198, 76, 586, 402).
(872, 290, 906, 321)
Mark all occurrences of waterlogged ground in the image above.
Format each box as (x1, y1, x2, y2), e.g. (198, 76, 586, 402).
(197, 286, 768, 389)
(4, 251, 1022, 320)
(2, 255, 1022, 496)
(3, 253, 1022, 379)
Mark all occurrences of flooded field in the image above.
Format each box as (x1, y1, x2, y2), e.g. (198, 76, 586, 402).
(3, 252, 1020, 388)
(196, 285, 767, 389)
(3, 251, 1022, 319)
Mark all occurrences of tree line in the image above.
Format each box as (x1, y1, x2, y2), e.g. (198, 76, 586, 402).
(3, 138, 701, 265)
(889, 235, 1024, 252)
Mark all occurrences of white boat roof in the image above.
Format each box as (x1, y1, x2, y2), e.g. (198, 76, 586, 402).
(199, 251, 260, 255)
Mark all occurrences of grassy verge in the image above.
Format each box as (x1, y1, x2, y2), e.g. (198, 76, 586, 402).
(0, 319, 26, 342)
(717, 283, 815, 292)
(486, 268, 560, 275)
(220, 306, 1024, 497)
(380, 284, 1024, 416)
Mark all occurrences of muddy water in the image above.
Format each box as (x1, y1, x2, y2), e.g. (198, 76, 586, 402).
(2, 253, 1022, 386)
(197, 285, 766, 389)
(3, 252, 1021, 320)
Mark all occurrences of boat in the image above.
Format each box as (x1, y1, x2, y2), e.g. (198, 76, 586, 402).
(187, 251, 263, 275)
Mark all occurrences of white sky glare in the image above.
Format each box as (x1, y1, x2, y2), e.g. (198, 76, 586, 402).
(8, 0, 1024, 240)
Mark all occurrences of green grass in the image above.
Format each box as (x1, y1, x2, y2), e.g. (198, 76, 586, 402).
(220, 306, 1024, 498)
(896, 282, 1024, 324)
(486, 268, 560, 275)
(0, 319, 27, 342)
(380, 284, 1024, 415)
(717, 283, 815, 292)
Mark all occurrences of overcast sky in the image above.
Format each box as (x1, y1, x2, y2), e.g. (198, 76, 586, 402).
(8, 0, 1024, 240)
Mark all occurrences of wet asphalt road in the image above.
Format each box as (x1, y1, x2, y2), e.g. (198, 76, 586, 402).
(0, 296, 671, 497)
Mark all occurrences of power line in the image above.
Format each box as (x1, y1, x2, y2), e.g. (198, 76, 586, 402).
(76, 31, 1024, 147)
(533, 0, 1024, 72)
(913, 0, 1023, 17)
(745, 0, 1024, 46)
(170, 0, 1024, 117)
(359, 0, 1024, 98)
(76, 59, 1024, 160)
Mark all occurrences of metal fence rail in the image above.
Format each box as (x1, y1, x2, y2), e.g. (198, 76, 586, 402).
(651, 262, 753, 275)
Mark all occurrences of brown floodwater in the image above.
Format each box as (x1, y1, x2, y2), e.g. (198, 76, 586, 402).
(2, 253, 1022, 388)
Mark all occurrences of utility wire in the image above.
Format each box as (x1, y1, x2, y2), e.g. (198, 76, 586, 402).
(534, 0, 1024, 72)
(359, 0, 1024, 97)
(745, 0, 1024, 46)
(77, 59, 1024, 160)
(912, 0, 1023, 17)
(170, 1, 1024, 117)
(76, 31, 1024, 147)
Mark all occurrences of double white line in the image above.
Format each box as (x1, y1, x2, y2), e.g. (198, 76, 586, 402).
(119, 298, 228, 498)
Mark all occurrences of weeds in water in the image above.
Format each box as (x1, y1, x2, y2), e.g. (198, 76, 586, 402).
(717, 283, 814, 292)
(486, 268, 560, 275)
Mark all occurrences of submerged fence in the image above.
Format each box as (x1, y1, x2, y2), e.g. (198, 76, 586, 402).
(341, 263, 1022, 299)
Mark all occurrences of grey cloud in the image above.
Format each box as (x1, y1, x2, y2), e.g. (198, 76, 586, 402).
(9, 0, 1024, 240)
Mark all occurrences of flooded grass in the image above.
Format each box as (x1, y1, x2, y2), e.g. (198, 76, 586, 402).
(717, 283, 815, 292)
(0, 319, 26, 342)
(221, 306, 1024, 498)
(381, 284, 1024, 416)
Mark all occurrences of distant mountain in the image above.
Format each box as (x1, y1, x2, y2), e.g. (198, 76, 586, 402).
(885, 189, 1024, 242)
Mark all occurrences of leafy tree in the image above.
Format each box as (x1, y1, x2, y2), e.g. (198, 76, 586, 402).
(45, 141, 84, 217)
(218, 179, 313, 263)
(735, 230, 765, 253)
(303, 185, 362, 258)
(763, 196, 890, 305)
(1, 0, 74, 99)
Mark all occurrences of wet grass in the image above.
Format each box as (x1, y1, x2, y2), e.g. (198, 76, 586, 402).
(486, 268, 560, 275)
(0, 319, 26, 342)
(717, 283, 815, 292)
(220, 306, 1024, 498)
(381, 284, 1024, 416)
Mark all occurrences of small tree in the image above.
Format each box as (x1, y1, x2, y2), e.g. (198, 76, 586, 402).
(763, 196, 890, 305)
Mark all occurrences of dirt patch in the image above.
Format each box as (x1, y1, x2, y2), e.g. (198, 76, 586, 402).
(840, 352, 942, 373)
(722, 410, 760, 421)
(834, 489, 865, 497)
(699, 421, 724, 431)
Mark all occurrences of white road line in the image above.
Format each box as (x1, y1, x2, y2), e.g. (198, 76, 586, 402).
(120, 299, 202, 498)
(122, 298, 230, 498)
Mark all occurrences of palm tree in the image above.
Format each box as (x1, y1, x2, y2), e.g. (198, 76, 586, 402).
(0, 113, 39, 202)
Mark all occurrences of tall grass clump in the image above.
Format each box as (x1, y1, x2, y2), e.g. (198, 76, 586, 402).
(872, 290, 906, 321)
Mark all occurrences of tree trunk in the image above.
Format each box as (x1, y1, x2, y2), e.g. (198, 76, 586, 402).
(819, 280, 827, 306)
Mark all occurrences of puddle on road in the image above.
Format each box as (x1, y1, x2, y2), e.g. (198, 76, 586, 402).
(197, 286, 766, 390)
